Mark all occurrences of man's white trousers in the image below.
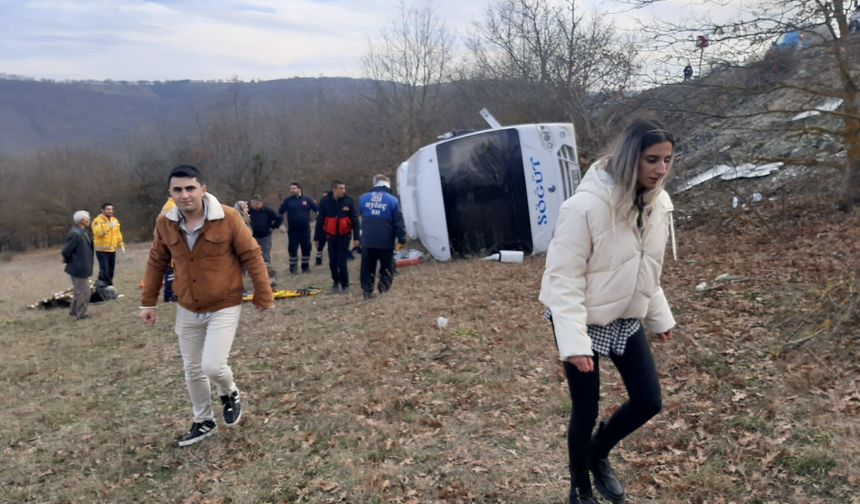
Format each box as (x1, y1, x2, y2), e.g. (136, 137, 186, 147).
(175, 304, 241, 422)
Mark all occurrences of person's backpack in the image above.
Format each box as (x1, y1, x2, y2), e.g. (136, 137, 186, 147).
(91, 280, 118, 302)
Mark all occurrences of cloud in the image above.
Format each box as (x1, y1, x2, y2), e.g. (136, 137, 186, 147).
(0, 0, 738, 81)
(1, 0, 389, 80)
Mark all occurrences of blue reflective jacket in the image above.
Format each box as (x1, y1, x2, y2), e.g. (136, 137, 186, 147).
(358, 187, 406, 249)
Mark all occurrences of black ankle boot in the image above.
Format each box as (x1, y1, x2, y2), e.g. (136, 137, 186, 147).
(590, 456, 624, 503)
(590, 423, 625, 503)
(569, 488, 598, 504)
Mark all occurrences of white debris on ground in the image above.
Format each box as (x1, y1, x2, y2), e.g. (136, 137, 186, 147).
(694, 273, 747, 293)
(481, 250, 524, 263)
(790, 98, 843, 121)
(678, 162, 784, 192)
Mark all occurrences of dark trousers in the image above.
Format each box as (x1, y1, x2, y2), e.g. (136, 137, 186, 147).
(316, 238, 326, 263)
(96, 251, 116, 285)
(360, 247, 394, 294)
(326, 236, 351, 288)
(255, 235, 272, 264)
(163, 266, 175, 302)
(562, 327, 662, 494)
(288, 229, 312, 271)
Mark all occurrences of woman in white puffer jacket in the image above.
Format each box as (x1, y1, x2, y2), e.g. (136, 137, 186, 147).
(540, 119, 677, 504)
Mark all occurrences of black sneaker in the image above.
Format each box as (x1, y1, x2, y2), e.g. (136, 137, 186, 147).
(315, 257, 323, 266)
(362, 291, 373, 300)
(178, 420, 217, 447)
(220, 389, 242, 427)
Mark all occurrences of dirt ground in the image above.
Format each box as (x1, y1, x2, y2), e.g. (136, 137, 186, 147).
(1, 195, 858, 503)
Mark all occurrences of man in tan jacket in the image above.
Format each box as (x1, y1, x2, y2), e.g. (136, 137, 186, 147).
(139, 164, 273, 447)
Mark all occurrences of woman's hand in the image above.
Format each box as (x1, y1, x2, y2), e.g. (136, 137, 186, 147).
(568, 355, 594, 373)
(656, 329, 673, 342)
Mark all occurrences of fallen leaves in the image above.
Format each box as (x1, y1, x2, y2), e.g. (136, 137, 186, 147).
(1, 194, 858, 503)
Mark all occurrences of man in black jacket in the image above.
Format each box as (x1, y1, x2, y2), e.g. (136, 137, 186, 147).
(248, 195, 282, 266)
(278, 182, 318, 274)
(61, 210, 94, 320)
(314, 180, 360, 293)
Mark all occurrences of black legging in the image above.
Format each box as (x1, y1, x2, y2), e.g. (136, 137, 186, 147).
(562, 326, 662, 494)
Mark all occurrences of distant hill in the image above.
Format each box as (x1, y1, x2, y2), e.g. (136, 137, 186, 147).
(0, 77, 372, 154)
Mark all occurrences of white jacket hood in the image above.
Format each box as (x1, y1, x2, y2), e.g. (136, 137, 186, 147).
(576, 164, 615, 203)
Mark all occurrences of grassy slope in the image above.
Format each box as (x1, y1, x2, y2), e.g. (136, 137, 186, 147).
(1, 196, 857, 503)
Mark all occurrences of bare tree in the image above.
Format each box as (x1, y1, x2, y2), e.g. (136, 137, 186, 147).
(362, 0, 454, 161)
(467, 0, 639, 155)
(626, 0, 860, 209)
(4, 148, 132, 249)
(193, 79, 275, 202)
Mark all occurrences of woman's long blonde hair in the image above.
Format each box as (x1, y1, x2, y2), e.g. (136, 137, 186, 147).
(600, 119, 675, 224)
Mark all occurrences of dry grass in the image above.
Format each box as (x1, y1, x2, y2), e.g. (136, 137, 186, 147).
(1, 199, 858, 503)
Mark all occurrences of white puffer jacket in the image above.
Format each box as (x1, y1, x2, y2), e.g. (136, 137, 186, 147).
(539, 166, 676, 360)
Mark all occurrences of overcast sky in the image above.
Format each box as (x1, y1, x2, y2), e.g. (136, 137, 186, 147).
(0, 0, 743, 81)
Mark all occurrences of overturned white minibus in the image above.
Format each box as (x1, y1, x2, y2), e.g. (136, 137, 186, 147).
(397, 121, 582, 261)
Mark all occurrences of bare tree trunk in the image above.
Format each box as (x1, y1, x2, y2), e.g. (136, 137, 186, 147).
(842, 144, 860, 209)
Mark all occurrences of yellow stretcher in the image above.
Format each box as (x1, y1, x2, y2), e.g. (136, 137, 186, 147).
(242, 287, 321, 302)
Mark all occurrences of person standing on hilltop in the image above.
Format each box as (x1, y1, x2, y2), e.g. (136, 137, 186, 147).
(540, 119, 677, 504)
(91, 203, 124, 286)
(62, 210, 94, 320)
(139, 164, 273, 447)
(278, 182, 318, 274)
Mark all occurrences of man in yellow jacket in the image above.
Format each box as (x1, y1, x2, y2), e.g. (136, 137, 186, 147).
(91, 202, 125, 286)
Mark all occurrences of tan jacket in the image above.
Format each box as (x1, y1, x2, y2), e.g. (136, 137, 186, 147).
(141, 193, 273, 312)
(539, 166, 676, 360)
